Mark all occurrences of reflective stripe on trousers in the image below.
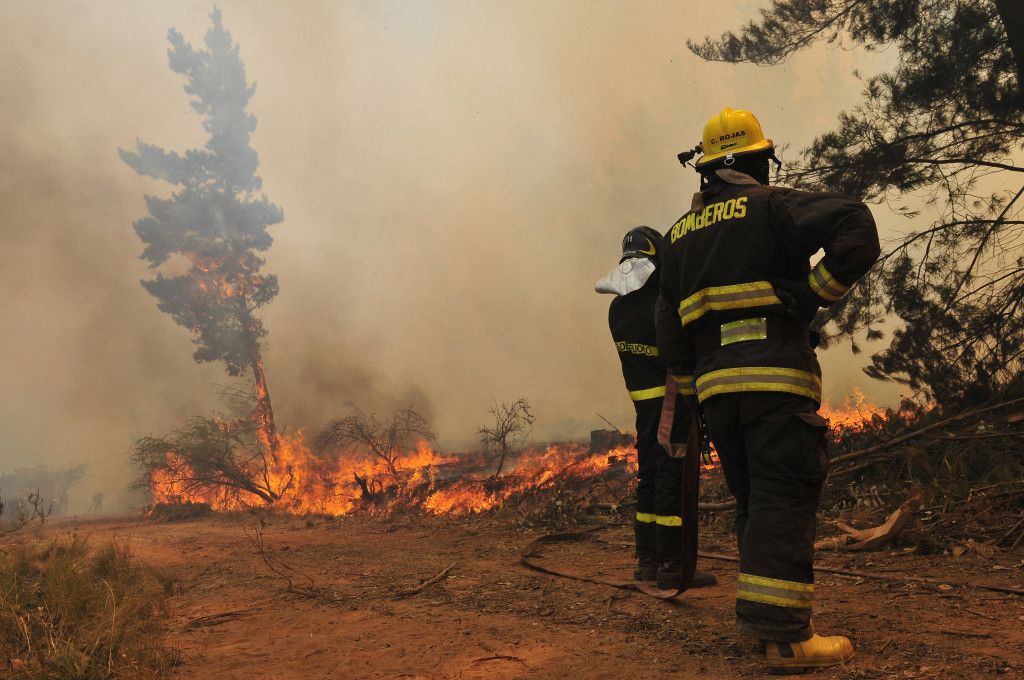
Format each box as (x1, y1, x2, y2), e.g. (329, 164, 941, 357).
(738, 573, 813, 609)
(636, 512, 682, 526)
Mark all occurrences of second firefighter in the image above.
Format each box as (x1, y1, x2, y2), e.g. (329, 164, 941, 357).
(597, 226, 715, 590)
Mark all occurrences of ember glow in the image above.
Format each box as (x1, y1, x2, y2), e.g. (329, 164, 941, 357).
(149, 434, 636, 516)
(820, 388, 887, 430)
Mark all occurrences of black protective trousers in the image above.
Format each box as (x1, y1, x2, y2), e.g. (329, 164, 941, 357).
(634, 397, 686, 564)
(701, 391, 829, 642)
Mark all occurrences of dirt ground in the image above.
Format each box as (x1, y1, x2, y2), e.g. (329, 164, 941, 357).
(43, 511, 1024, 679)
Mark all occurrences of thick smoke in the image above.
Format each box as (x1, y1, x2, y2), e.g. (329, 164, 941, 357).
(0, 1, 901, 511)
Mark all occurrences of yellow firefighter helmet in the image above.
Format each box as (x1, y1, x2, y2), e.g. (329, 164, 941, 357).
(695, 107, 774, 168)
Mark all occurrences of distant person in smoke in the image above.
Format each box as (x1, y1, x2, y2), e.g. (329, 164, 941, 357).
(658, 108, 879, 673)
(596, 227, 716, 590)
(91, 492, 103, 514)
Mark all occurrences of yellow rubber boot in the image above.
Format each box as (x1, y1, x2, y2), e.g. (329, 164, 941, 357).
(763, 634, 854, 674)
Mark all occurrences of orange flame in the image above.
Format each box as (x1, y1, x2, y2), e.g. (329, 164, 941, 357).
(148, 435, 636, 517)
(820, 387, 887, 430)
(149, 390, 891, 517)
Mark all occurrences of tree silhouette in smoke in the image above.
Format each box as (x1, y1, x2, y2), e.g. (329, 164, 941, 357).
(121, 8, 284, 452)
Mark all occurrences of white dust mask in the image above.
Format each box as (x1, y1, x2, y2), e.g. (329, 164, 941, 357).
(594, 257, 656, 296)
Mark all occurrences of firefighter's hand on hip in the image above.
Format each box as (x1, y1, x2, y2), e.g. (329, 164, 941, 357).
(772, 278, 820, 323)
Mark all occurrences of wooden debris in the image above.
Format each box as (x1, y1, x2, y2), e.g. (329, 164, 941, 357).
(183, 608, 260, 630)
(470, 655, 529, 668)
(395, 562, 456, 599)
(816, 495, 918, 551)
(939, 629, 991, 638)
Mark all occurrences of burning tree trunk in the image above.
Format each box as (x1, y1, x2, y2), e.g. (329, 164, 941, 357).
(240, 303, 280, 456)
(121, 8, 285, 460)
(250, 352, 280, 454)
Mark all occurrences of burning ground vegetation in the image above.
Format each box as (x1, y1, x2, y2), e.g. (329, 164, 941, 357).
(131, 405, 640, 521)
(132, 387, 1024, 551)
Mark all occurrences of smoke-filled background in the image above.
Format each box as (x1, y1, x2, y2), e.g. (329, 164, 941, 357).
(0, 1, 904, 510)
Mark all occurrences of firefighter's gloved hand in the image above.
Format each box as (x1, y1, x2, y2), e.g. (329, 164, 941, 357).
(772, 278, 820, 322)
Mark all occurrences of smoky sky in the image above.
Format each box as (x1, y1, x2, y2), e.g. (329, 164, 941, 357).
(0, 1, 907, 506)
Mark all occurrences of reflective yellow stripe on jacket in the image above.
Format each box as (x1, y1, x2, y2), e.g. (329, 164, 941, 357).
(677, 281, 781, 327)
(695, 367, 821, 403)
(808, 262, 850, 302)
(737, 573, 813, 609)
(629, 385, 666, 401)
(720, 317, 767, 346)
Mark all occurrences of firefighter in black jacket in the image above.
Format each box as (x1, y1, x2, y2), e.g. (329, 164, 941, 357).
(656, 108, 880, 673)
(597, 227, 715, 590)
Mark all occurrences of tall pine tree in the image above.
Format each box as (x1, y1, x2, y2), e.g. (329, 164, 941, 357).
(121, 8, 284, 452)
(689, 1, 1024, 406)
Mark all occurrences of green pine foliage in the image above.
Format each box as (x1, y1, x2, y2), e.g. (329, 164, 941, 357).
(120, 8, 283, 377)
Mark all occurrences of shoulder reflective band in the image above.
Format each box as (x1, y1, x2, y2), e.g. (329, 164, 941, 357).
(636, 512, 656, 524)
(695, 366, 822, 403)
(672, 374, 696, 396)
(720, 317, 767, 346)
(808, 262, 850, 302)
(615, 341, 659, 357)
(629, 385, 666, 401)
(737, 573, 813, 609)
(655, 515, 682, 527)
(677, 281, 782, 327)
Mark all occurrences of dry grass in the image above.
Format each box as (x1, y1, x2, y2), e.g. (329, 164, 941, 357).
(0, 534, 174, 679)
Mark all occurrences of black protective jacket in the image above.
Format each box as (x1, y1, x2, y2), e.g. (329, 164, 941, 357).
(609, 275, 667, 405)
(656, 169, 880, 404)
